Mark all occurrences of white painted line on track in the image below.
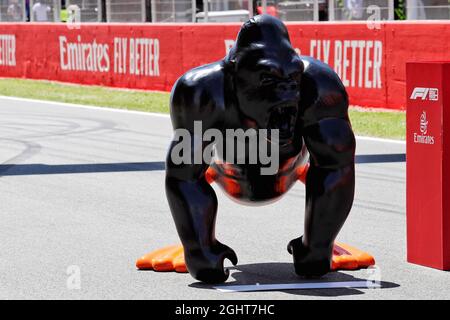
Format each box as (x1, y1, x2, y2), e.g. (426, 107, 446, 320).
(355, 136, 405, 145)
(214, 281, 381, 292)
(0, 95, 170, 118)
(0, 95, 406, 144)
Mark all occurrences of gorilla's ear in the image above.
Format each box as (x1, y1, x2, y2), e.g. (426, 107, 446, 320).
(223, 59, 236, 75)
(223, 58, 237, 95)
(224, 43, 238, 75)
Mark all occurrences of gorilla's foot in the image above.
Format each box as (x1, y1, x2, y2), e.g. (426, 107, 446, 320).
(287, 237, 331, 277)
(136, 245, 187, 273)
(288, 237, 375, 277)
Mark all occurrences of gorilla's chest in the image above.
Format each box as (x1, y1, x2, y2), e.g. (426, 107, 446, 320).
(210, 146, 307, 204)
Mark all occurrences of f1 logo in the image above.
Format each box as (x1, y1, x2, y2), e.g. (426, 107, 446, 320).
(410, 87, 439, 101)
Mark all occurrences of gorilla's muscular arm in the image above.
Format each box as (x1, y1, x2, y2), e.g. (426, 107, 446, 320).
(289, 58, 356, 276)
(165, 63, 237, 283)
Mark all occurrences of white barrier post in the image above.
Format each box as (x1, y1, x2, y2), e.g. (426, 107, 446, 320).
(29, 0, 34, 22)
(248, 0, 254, 18)
(203, 0, 208, 22)
(262, 0, 267, 13)
(21, 0, 27, 22)
(328, 0, 335, 21)
(171, 0, 175, 21)
(97, 0, 102, 22)
(192, 0, 196, 22)
(53, 0, 60, 22)
(313, 0, 319, 21)
(151, 0, 157, 22)
(106, 0, 111, 22)
(141, 0, 146, 22)
(388, 0, 395, 20)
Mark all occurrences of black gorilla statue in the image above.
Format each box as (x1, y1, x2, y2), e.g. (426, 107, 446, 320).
(137, 15, 372, 284)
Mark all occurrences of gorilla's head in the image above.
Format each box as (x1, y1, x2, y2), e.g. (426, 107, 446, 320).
(226, 15, 303, 145)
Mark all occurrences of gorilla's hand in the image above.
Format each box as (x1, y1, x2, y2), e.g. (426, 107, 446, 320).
(185, 241, 238, 283)
(288, 236, 332, 277)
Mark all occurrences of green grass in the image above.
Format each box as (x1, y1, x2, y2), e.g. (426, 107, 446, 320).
(0, 78, 170, 113)
(0, 78, 405, 140)
(349, 109, 405, 140)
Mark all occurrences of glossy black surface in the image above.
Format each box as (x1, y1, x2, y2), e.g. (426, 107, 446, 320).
(165, 15, 355, 283)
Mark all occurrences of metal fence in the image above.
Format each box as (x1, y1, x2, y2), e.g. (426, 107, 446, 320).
(406, 0, 450, 19)
(151, 0, 194, 22)
(106, 0, 145, 22)
(0, 0, 449, 22)
(330, 0, 394, 21)
(196, 0, 252, 22)
(255, 0, 317, 21)
(0, 0, 25, 21)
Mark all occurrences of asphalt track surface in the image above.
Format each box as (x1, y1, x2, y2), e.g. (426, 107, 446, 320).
(1, 96, 449, 300)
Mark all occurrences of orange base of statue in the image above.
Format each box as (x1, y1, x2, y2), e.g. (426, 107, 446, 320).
(136, 243, 375, 274)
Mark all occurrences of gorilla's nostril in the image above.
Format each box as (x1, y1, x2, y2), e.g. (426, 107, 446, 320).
(278, 83, 288, 91)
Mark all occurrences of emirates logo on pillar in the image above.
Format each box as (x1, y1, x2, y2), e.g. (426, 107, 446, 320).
(414, 110, 434, 145)
(420, 111, 428, 135)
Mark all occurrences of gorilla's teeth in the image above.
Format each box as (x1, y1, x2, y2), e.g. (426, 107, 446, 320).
(267, 105, 297, 143)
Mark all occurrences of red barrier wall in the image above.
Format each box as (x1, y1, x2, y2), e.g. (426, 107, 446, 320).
(0, 22, 449, 110)
(286, 23, 386, 109)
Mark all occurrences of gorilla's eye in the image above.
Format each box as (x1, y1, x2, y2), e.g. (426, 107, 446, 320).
(260, 73, 277, 86)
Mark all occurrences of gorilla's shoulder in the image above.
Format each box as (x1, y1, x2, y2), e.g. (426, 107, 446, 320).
(300, 56, 347, 98)
(170, 62, 226, 119)
(299, 56, 349, 125)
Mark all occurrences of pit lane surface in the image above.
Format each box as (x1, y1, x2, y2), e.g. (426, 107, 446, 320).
(0, 96, 448, 299)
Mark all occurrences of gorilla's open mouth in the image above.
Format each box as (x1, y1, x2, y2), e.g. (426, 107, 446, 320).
(267, 105, 297, 144)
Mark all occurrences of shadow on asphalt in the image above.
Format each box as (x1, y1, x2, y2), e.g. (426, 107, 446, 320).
(355, 153, 405, 164)
(0, 154, 405, 176)
(0, 161, 166, 176)
(189, 262, 400, 297)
